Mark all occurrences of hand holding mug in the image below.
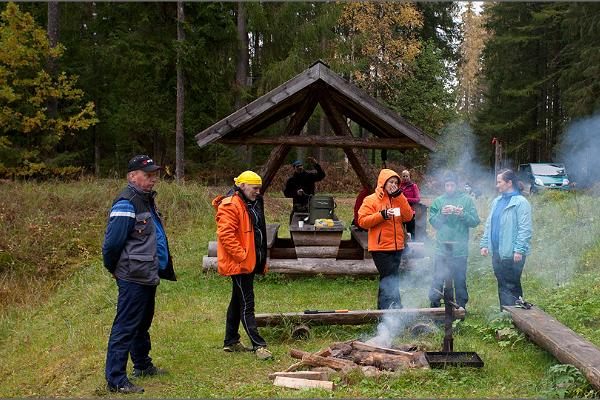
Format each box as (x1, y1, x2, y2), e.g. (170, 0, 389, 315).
(454, 206, 464, 216)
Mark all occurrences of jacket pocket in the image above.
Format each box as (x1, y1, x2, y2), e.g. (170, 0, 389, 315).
(128, 253, 154, 279)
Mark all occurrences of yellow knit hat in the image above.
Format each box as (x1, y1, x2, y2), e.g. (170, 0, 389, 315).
(234, 170, 262, 186)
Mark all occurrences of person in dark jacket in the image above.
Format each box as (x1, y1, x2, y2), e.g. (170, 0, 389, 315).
(283, 157, 325, 221)
(212, 170, 272, 360)
(102, 155, 176, 394)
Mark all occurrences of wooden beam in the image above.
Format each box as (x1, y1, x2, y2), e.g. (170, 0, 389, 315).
(504, 305, 600, 391)
(254, 307, 465, 327)
(319, 95, 376, 191)
(259, 93, 319, 193)
(219, 135, 418, 150)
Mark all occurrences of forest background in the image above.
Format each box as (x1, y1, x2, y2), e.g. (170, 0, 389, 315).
(2, 2, 599, 186)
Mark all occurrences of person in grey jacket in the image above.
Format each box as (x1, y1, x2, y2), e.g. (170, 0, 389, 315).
(102, 155, 176, 394)
(480, 169, 532, 309)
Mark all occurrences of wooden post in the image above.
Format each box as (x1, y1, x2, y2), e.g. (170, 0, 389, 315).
(319, 95, 376, 191)
(493, 138, 503, 179)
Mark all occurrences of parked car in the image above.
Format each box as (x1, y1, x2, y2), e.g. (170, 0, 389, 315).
(518, 163, 571, 193)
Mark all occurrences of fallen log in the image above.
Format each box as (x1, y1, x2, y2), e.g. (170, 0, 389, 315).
(256, 307, 465, 327)
(273, 376, 334, 391)
(268, 371, 329, 381)
(504, 305, 600, 391)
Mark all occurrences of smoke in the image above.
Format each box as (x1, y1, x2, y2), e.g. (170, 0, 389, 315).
(556, 114, 600, 188)
(426, 121, 496, 198)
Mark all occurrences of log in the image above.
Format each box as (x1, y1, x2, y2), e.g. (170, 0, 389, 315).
(301, 353, 356, 370)
(290, 348, 331, 360)
(268, 246, 364, 260)
(284, 361, 305, 373)
(273, 376, 334, 391)
(256, 307, 465, 327)
(203, 256, 428, 275)
(350, 351, 412, 371)
(351, 341, 413, 357)
(504, 305, 600, 391)
(268, 371, 329, 381)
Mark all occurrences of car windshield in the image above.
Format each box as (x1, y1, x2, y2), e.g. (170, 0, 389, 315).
(530, 164, 565, 176)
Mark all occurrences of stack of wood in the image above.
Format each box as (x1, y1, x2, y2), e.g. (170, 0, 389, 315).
(270, 340, 429, 391)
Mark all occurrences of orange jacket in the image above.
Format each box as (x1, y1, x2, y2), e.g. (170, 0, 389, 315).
(212, 192, 265, 276)
(357, 169, 413, 252)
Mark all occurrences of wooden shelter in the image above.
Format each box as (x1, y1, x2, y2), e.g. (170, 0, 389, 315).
(196, 61, 437, 275)
(195, 60, 437, 193)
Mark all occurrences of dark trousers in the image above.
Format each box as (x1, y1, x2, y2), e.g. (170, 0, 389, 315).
(105, 279, 156, 388)
(403, 215, 416, 241)
(224, 273, 267, 349)
(428, 255, 468, 308)
(371, 251, 403, 309)
(492, 254, 526, 308)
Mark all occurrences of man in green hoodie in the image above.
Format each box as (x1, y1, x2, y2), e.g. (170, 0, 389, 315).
(428, 172, 480, 310)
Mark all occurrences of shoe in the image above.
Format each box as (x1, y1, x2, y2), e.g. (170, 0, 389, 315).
(254, 346, 273, 360)
(107, 381, 144, 394)
(223, 342, 251, 352)
(132, 365, 167, 378)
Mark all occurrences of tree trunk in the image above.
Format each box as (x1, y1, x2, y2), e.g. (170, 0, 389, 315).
(175, 0, 185, 183)
(235, 2, 252, 166)
(47, 1, 59, 119)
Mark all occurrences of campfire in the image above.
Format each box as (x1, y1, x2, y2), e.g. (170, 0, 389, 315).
(270, 339, 429, 391)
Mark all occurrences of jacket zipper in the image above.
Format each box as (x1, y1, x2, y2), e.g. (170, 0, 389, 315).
(388, 197, 398, 251)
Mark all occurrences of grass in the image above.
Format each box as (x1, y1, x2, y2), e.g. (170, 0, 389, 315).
(0, 181, 599, 397)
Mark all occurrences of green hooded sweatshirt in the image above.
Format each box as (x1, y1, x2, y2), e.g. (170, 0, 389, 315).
(429, 192, 480, 257)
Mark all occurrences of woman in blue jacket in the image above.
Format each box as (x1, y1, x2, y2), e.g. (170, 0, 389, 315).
(480, 169, 532, 308)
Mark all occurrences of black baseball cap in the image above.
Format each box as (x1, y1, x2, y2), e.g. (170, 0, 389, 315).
(127, 155, 162, 172)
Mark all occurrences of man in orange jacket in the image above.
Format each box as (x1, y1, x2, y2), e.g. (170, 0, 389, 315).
(358, 169, 413, 309)
(212, 170, 272, 360)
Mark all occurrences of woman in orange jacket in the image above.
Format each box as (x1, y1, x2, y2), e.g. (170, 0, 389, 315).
(358, 169, 413, 309)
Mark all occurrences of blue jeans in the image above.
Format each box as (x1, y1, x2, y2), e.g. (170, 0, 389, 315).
(105, 279, 156, 388)
(429, 255, 468, 308)
(492, 254, 526, 308)
(371, 251, 403, 309)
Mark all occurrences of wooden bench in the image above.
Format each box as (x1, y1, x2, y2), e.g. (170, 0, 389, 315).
(350, 225, 371, 259)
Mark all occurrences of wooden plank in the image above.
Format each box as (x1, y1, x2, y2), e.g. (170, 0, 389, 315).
(202, 256, 427, 275)
(291, 231, 342, 246)
(273, 376, 334, 391)
(220, 136, 419, 150)
(294, 246, 340, 258)
(268, 371, 330, 381)
(504, 305, 600, 391)
(255, 307, 465, 327)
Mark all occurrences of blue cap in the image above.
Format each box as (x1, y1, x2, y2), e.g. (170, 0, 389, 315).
(292, 160, 302, 167)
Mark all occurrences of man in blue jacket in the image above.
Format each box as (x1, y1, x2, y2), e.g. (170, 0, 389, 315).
(102, 155, 176, 394)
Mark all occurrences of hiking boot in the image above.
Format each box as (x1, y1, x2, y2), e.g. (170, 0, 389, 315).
(107, 381, 144, 394)
(254, 346, 273, 360)
(223, 342, 251, 352)
(132, 365, 168, 378)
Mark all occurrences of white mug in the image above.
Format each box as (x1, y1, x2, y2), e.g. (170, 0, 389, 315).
(298, 220, 304, 228)
(391, 207, 401, 216)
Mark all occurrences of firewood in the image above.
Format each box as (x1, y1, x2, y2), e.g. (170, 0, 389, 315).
(330, 342, 353, 357)
(301, 353, 357, 370)
(273, 376, 334, 391)
(284, 361, 306, 372)
(409, 351, 430, 369)
(352, 341, 413, 356)
(268, 371, 329, 381)
(290, 347, 331, 360)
